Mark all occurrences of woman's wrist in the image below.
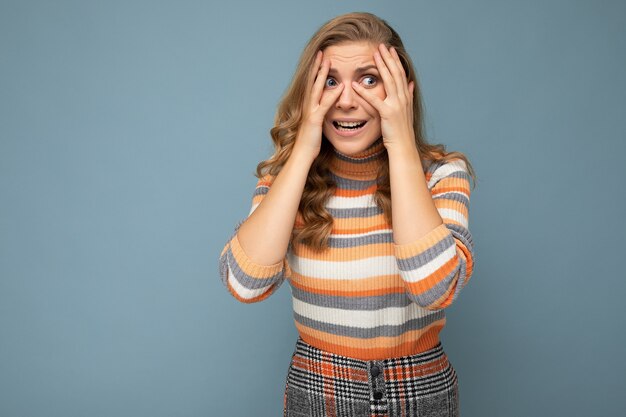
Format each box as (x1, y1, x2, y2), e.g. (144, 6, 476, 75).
(385, 138, 420, 160)
(290, 143, 318, 166)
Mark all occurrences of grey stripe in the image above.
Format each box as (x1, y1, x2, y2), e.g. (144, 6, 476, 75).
(407, 266, 461, 307)
(434, 169, 470, 180)
(447, 222, 474, 250)
(221, 245, 285, 290)
(397, 222, 474, 308)
(426, 160, 444, 175)
(293, 309, 445, 339)
(446, 243, 471, 304)
(327, 231, 394, 248)
(433, 191, 469, 208)
(396, 232, 456, 271)
(450, 256, 468, 302)
(327, 205, 383, 218)
(291, 285, 414, 310)
(252, 185, 269, 198)
(330, 173, 377, 189)
(428, 165, 470, 188)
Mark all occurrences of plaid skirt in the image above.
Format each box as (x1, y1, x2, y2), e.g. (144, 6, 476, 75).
(283, 336, 459, 417)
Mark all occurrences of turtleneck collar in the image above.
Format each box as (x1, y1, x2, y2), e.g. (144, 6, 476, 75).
(328, 137, 386, 180)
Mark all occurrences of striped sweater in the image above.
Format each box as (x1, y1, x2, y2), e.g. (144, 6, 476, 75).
(218, 138, 475, 360)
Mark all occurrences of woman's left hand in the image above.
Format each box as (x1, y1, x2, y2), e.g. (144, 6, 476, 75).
(351, 43, 416, 150)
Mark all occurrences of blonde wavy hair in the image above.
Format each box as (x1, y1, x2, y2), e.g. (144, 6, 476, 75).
(255, 11, 477, 251)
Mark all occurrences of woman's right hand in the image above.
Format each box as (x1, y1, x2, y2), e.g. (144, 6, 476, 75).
(293, 50, 345, 160)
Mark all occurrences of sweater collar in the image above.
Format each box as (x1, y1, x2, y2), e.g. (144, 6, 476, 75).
(328, 137, 386, 180)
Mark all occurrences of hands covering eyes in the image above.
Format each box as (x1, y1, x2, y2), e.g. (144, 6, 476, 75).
(293, 44, 416, 160)
(293, 50, 345, 160)
(350, 44, 416, 149)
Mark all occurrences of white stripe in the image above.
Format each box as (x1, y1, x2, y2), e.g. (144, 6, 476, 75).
(331, 228, 393, 239)
(400, 244, 457, 283)
(288, 254, 397, 279)
(326, 194, 375, 208)
(428, 159, 468, 187)
(439, 207, 468, 228)
(227, 265, 273, 299)
(248, 203, 259, 216)
(437, 189, 469, 199)
(293, 297, 437, 328)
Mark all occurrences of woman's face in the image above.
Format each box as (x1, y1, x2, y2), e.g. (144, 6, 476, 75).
(321, 41, 387, 156)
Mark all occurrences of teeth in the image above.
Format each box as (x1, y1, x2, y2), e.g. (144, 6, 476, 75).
(336, 121, 365, 128)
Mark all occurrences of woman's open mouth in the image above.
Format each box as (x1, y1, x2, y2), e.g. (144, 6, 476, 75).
(332, 120, 368, 137)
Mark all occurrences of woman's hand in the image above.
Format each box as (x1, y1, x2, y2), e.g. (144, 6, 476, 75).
(351, 44, 416, 151)
(293, 50, 345, 160)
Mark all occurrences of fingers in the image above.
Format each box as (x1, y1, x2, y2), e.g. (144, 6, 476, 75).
(302, 50, 344, 122)
(373, 50, 397, 98)
(390, 47, 411, 101)
(308, 51, 323, 88)
(381, 45, 407, 94)
(310, 56, 331, 107)
(377, 44, 409, 102)
(351, 81, 384, 111)
(319, 82, 344, 112)
(389, 47, 408, 81)
(303, 51, 323, 109)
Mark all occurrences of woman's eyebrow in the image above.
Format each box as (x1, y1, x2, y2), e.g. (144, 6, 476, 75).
(328, 64, 378, 76)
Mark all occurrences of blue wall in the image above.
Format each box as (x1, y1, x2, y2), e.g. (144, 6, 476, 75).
(1, 0, 625, 416)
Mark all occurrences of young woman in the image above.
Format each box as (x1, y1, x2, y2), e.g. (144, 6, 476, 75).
(219, 12, 476, 417)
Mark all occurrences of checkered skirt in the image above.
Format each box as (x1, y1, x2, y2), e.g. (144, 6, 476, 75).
(283, 336, 459, 417)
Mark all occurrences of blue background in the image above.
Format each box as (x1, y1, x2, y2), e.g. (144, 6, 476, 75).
(1, 0, 625, 416)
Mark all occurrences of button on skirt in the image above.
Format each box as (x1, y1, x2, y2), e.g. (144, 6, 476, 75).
(283, 336, 459, 417)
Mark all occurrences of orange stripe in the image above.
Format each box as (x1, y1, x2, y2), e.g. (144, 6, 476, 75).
(290, 274, 405, 297)
(292, 241, 394, 260)
(434, 197, 469, 218)
(430, 281, 457, 309)
(332, 224, 390, 234)
(229, 234, 283, 279)
(295, 320, 444, 360)
(404, 253, 459, 295)
(332, 213, 386, 231)
(394, 223, 450, 259)
(432, 176, 470, 195)
(335, 184, 377, 197)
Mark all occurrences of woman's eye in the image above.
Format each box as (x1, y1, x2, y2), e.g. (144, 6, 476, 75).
(325, 77, 338, 88)
(361, 75, 377, 87)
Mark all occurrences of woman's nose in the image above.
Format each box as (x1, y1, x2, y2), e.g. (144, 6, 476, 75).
(335, 83, 357, 110)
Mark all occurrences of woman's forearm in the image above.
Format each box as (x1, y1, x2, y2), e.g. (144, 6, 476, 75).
(387, 142, 443, 244)
(236, 149, 315, 265)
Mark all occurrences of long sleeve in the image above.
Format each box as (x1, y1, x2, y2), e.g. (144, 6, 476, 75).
(393, 158, 475, 311)
(218, 174, 291, 303)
